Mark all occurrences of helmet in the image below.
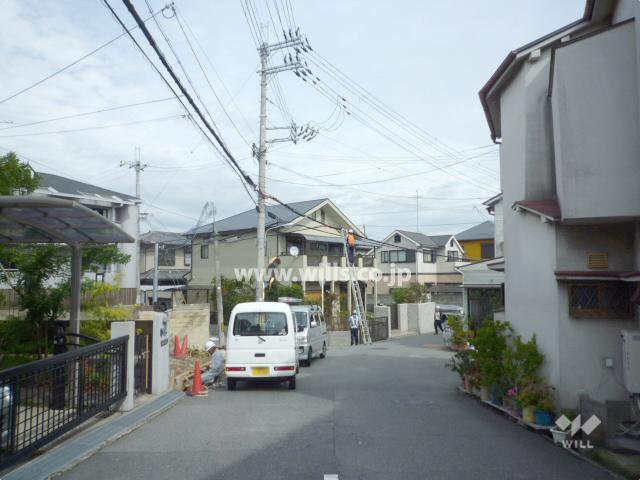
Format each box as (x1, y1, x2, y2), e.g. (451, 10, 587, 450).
(205, 340, 216, 351)
(348, 229, 354, 233)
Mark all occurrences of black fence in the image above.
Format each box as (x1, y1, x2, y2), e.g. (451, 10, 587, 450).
(0, 337, 128, 470)
(370, 317, 389, 342)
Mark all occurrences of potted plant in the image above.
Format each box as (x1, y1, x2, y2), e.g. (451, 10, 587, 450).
(503, 387, 519, 416)
(550, 409, 575, 444)
(535, 396, 555, 426)
(471, 319, 512, 405)
(447, 349, 474, 392)
(516, 381, 541, 423)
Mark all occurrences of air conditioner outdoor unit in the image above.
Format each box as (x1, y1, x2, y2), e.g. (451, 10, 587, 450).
(621, 330, 640, 394)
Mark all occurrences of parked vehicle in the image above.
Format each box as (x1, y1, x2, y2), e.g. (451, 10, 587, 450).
(291, 305, 328, 367)
(225, 302, 298, 390)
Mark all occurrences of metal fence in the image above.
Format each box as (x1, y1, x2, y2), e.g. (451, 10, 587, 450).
(0, 337, 128, 470)
(370, 317, 389, 342)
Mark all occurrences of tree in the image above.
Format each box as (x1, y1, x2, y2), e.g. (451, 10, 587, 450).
(211, 277, 254, 324)
(265, 282, 303, 302)
(392, 283, 427, 304)
(0, 245, 130, 356)
(0, 152, 40, 195)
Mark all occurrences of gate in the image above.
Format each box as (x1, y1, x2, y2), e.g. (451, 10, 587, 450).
(370, 317, 389, 342)
(0, 337, 128, 470)
(390, 304, 399, 330)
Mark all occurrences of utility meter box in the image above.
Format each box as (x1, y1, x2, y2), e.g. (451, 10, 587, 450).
(621, 330, 640, 394)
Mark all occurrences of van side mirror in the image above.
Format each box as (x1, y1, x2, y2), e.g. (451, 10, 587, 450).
(310, 321, 318, 328)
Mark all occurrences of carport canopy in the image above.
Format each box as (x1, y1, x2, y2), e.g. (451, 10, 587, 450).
(0, 195, 135, 335)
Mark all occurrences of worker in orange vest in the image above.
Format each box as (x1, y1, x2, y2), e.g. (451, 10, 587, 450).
(347, 229, 356, 265)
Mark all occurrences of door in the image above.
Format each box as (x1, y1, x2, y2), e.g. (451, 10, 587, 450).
(308, 311, 321, 355)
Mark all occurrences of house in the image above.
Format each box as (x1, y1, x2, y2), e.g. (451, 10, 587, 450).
(456, 221, 495, 261)
(34, 172, 140, 301)
(457, 195, 505, 329)
(139, 231, 191, 307)
(479, 0, 640, 413)
(374, 230, 465, 306)
(186, 198, 376, 313)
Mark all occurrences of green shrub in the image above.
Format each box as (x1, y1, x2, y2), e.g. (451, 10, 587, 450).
(471, 319, 512, 388)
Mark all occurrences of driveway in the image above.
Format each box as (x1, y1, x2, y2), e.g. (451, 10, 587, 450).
(58, 334, 611, 479)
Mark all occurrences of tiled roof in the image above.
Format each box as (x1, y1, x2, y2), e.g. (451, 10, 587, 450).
(36, 172, 137, 202)
(187, 199, 328, 235)
(456, 221, 494, 241)
(140, 231, 188, 246)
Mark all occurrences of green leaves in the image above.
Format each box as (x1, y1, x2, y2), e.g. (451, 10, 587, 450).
(0, 151, 40, 195)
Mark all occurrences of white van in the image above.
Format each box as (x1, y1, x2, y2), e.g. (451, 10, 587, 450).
(291, 305, 327, 367)
(225, 302, 298, 390)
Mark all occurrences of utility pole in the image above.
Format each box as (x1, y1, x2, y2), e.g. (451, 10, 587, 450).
(211, 203, 224, 345)
(121, 147, 149, 305)
(254, 31, 305, 301)
(152, 243, 159, 304)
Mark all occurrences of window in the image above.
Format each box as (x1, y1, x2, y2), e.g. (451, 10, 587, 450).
(310, 242, 328, 252)
(393, 234, 401, 243)
(184, 246, 192, 266)
(381, 249, 415, 263)
(158, 247, 175, 266)
(447, 251, 459, 262)
(200, 244, 209, 259)
(481, 243, 495, 259)
(449, 239, 454, 247)
(233, 312, 288, 336)
(569, 282, 633, 319)
(423, 250, 434, 263)
(294, 311, 308, 329)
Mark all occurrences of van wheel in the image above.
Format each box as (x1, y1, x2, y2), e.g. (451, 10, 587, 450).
(320, 342, 327, 359)
(227, 378, 237, 391)
(305, 347, 312, 367)
(288, 376, 296, 390)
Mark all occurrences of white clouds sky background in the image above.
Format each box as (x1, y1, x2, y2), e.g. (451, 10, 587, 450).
(0, 0, 584, 239)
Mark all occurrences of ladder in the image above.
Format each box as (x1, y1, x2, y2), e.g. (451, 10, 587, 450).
(341, 229, 372, 344)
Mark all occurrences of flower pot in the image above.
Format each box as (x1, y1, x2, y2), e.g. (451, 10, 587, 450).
(522, 405, 536, 423)
(480, 386, 491, 402)
(550, 427, 570, 445)
(462, 375, 472, 393)
(472, 386, 480, 398)
(535, 410, 554, 426)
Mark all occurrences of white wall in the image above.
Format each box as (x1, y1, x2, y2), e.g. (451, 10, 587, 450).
(552, 22, 640, 220)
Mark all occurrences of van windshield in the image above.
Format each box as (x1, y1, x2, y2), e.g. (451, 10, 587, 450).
(233, 312, 288, 336)
(293, 311, 308, 329)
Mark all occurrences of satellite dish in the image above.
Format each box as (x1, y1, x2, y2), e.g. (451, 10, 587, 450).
(289, 245, 300, 257)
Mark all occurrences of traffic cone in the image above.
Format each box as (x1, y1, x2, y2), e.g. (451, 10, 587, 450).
(181, 335, 189, 355)
(190, 359, 207, 396)
(173, 335, 183, 358)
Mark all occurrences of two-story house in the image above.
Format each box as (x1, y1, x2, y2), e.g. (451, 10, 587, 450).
(139, 231, 190, 306)
(34, 172, 140, 302)
(456, 221, 495, 261)
(479, 0, 640, 410)
(186, 198, 376, 312)
(374, 230, 465, 306)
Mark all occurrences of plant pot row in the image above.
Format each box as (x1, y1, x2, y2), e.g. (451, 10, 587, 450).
(461, 379, 555, 427)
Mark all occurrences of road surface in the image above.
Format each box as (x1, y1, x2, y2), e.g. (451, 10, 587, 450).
(58, 334, 611, 480)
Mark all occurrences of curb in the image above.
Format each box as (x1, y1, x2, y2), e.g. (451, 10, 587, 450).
(3, 390, 184, 480)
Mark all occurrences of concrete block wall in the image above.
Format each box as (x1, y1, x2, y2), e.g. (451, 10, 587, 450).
(374, 305, 391, 339)
(397, 302, 435, 334)
(140, 303, 210, 350)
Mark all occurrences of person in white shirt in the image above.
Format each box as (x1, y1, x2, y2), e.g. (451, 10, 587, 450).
(348, 310, 360, 346)
(201, 340, 225, 386)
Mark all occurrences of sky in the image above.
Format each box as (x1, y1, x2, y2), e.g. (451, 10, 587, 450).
(0, 0, 585, 240)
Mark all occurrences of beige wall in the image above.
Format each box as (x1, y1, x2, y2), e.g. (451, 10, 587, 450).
(139, 244, 190, 273)
(140, 303, 210, 350)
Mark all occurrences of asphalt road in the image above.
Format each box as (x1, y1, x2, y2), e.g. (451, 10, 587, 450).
(58, 334, 611, 480)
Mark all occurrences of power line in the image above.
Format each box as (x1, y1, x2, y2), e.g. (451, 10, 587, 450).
(0, 7, 170, 106)
(0, 96, 180, 131)
(103, 0, 257, 205)
(0, 114, 185, 138)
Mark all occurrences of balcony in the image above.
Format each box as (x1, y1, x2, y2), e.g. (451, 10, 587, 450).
(275, 254, 377, 283)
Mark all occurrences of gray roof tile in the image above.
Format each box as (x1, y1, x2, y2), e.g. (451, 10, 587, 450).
(456, 221, 494, 241)
(36, 172, 137, 202)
